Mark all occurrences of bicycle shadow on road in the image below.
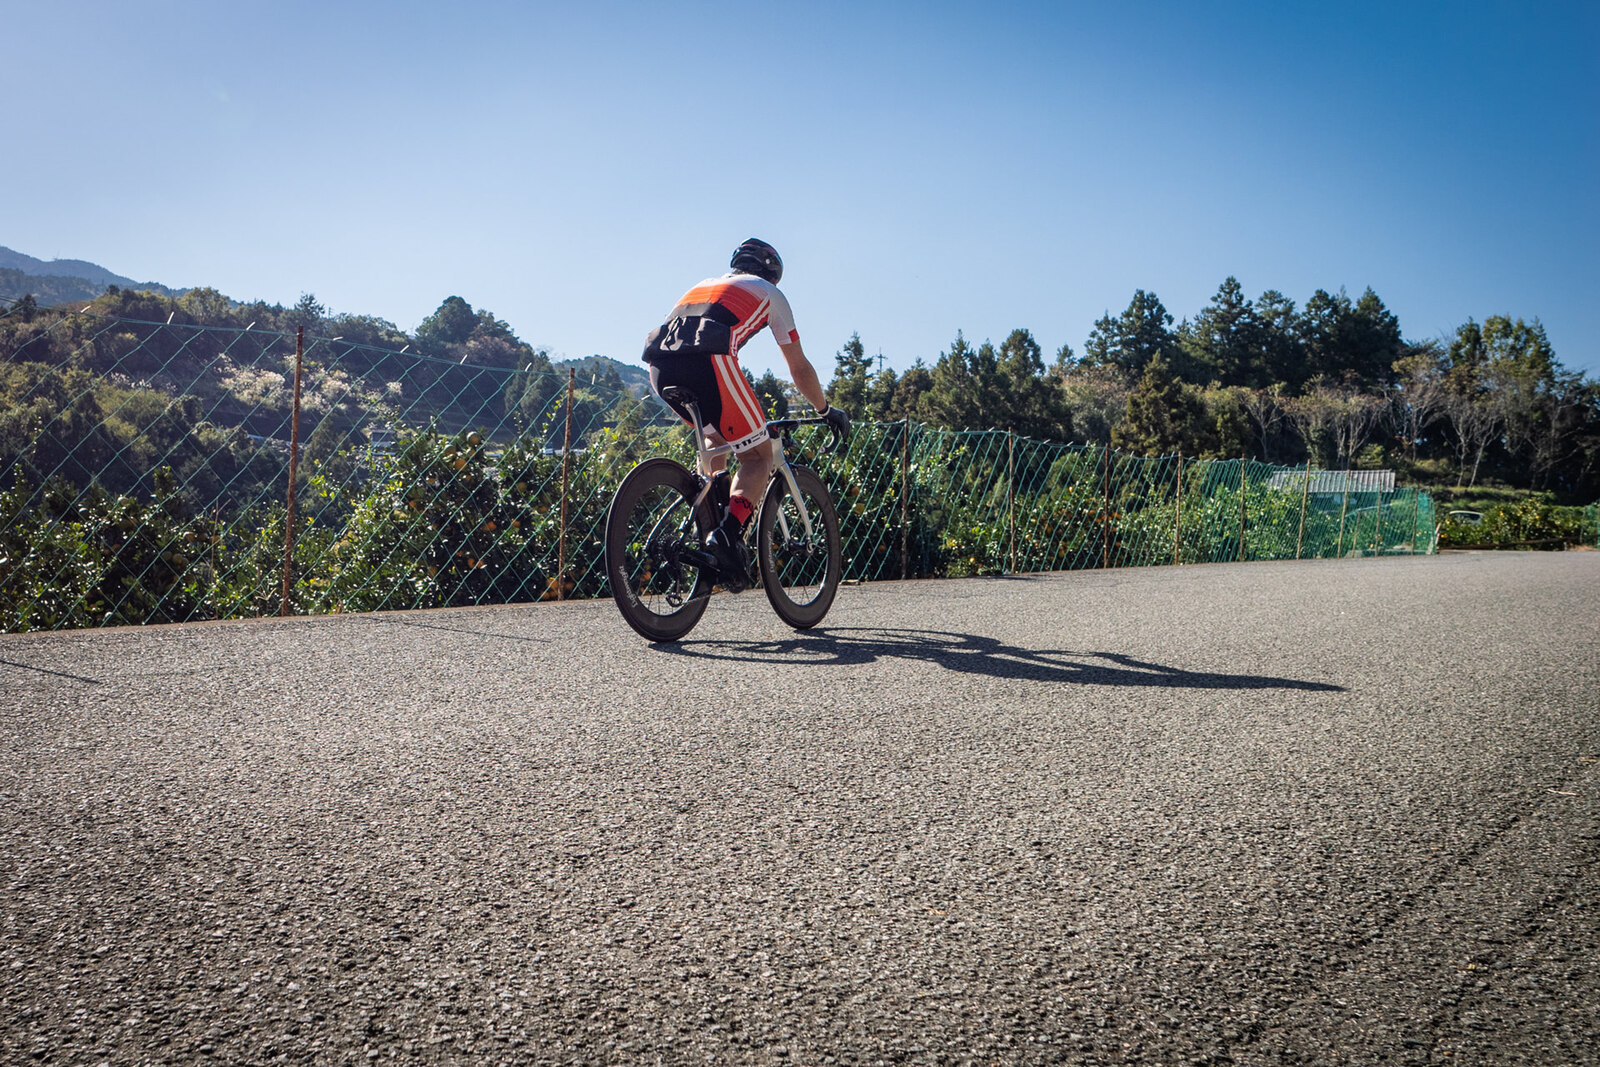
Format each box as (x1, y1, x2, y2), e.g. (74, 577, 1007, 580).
(660, 627, 1344, 692)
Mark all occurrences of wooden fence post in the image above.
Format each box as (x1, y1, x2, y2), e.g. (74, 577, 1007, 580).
(279, 325, 305, 617)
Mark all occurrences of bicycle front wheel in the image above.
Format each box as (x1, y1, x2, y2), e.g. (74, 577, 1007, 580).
(756, 464, 842, 629)
(605, 457, 713, 642)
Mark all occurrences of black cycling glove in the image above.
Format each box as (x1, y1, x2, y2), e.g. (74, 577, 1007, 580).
(821, 404, 851, 437)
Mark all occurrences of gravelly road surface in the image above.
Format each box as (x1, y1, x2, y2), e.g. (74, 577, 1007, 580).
(3, 551, 1597, 1066)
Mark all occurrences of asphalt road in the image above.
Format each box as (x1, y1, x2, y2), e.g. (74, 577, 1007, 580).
(3, 551, 1597, 1066)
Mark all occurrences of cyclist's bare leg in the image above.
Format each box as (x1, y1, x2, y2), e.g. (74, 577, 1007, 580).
(730, 437, 773, 507)
(699, 430, 772, 507)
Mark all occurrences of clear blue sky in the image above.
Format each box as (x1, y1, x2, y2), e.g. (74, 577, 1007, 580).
(6, 0, 1596, 380)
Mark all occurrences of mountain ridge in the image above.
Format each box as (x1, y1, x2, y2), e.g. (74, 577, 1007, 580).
(0, 245, 182, 299)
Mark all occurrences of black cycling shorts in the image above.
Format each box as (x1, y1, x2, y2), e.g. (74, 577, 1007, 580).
(648, 353, 770, 453)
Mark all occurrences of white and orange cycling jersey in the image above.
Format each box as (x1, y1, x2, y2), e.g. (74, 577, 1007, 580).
(645, 272, 800, 452)
(668, 272, 800, 353)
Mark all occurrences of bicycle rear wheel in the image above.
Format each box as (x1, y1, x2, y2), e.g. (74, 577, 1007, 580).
(756, 464, 841, 629)
(605, 458, 713, 642)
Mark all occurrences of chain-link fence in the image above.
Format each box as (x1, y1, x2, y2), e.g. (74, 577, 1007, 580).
(1, 311, 1436, 633)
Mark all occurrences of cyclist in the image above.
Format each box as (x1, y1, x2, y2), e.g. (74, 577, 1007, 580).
(642, 238, 849, 590)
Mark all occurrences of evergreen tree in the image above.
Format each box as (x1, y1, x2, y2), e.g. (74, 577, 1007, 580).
(864, 367, 898, 421)
(1300, 287, 1401, 388)
(1113, 355, 1207, 456)
(1081, 290, 1177, 379)
(416, 296, 479, 355)
(826, 332, 872, 414)
(923, 332, 983, 429)
(1180, 277, 1264, 387)
(893, 360, 933, 420)
(997, 328, 1067, 439)
(752, 370, 789, 418)
(288, 292, 326, 331)
(1255, 289, 1304, 388)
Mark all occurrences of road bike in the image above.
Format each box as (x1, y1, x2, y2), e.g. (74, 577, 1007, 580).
(604, 386, 845, 642)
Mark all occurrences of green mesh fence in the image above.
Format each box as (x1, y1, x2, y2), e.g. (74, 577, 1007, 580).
(1, 310, 1436, 633)
(809, 425, 1436, 580)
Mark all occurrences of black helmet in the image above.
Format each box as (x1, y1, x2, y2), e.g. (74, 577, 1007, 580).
(730, 238, 783, 285)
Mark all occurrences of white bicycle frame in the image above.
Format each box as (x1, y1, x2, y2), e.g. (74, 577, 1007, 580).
(683, 403, 819, 550)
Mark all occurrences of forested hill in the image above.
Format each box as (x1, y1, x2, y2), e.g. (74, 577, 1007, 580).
(0, 246, 182, 303)
(555, 354, 651, 397)
(0, 250, 649, 398)
(822, 281, 1600, 503)
(0, 283, 659, 468)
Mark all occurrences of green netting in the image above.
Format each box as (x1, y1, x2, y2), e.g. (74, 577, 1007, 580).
(1, 311, 1436, 633)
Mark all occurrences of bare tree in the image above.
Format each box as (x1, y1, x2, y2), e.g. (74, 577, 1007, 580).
(1444, 387, 1501, 487)
(1282, 377, 1387, 468)
(1389, 343, 1448, 464)
(1240, 385, 1288, 463)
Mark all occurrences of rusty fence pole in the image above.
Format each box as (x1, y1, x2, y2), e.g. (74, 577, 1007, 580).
(1172, 454, 1184, 566)
(1007, 429, 1016, 574)
(1373, 488, 1386, 556)
(1295, 459, 1311, 559)
(1409, 487, 1421, 553)
(1237, 459, 1248, 563)
(899, 420, 910, 581)
(279, 325, 305, 617)
(557, 368, 575, 601)
(1101, 443, 1111, 569)
(1336, 470, 1352, 557)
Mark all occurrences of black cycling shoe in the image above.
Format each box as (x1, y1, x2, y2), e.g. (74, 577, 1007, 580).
(706, 517, 751, 593)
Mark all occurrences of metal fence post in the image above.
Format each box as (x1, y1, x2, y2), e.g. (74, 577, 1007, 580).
(1007, 429, 1016, 574)
(279, 325, 305, 617)
(1237, 459, 1247, 563)
(900, 419, 910, 581)
(557, 368, 574, 601)
(1101, 443, 1111, 569)
(1374, 489, 1385, 556)
(1173, 453, 1183, 566)
(1336, 471, 1351, 557)
(1295, 459, 1311, 560)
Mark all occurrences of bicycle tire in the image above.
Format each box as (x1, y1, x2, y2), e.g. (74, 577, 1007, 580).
(756, 464, 842, 629)
(605, 457, 713, 642)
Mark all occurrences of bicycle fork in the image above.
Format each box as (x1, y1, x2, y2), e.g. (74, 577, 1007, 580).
(767, 457, 817, 553)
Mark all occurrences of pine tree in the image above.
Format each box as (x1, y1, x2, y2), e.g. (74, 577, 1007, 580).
(1113, 355, 1207, 456)
(826, 333, 872, 414)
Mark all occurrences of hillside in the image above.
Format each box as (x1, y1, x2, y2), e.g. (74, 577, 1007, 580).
(0, 246, 182, 302)
(0, 267, 111, 307)
(554, 354, 652, 398)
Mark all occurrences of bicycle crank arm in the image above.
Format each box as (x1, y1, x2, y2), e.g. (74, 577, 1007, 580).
(677, 547, 720, 572)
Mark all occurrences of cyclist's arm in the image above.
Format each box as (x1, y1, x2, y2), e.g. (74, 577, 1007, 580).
(778, 340, 829, 412)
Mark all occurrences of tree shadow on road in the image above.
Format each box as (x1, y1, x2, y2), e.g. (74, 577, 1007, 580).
(658, 627, 1344, 692)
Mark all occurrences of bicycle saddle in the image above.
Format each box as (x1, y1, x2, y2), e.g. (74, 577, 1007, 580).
(658, 385, 700, 408)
